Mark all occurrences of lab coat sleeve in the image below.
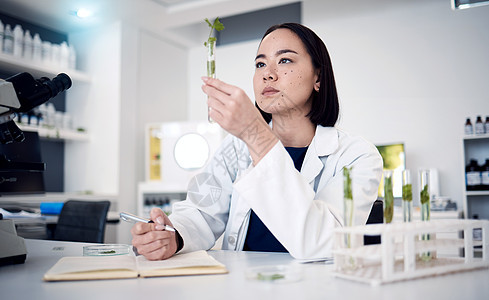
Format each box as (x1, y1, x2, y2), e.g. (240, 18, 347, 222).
(233, 137, 382, 260)
(169, 135, 247, 253)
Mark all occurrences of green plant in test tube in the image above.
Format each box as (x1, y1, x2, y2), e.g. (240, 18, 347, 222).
(383, 170, 394, 224)
(402, 169, 413, 222)
(204, 17, 224, 123)
(343, 167, 353, 248)
(419, 169, 431, 261)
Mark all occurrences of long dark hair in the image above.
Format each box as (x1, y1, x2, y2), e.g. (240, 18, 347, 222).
(255, 23, 339, 127)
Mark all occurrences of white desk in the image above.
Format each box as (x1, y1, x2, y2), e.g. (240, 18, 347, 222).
(0, 239, 488, 300)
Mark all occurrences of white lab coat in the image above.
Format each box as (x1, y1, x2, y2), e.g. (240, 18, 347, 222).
(169, 125, 383, 259)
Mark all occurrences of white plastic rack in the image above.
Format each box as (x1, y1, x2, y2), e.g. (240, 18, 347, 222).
(333, 219, 489, 285)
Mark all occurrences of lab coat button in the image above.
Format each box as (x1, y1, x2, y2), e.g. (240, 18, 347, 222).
(228, 236, 236, 245)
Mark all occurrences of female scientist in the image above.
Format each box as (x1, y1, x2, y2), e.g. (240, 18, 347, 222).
(131, 23, 383, 260)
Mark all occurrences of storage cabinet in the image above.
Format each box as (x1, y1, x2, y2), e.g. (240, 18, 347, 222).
(462, 134, 489, 220)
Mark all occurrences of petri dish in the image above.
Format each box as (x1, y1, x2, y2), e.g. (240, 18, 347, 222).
(83, 244, 132, 256)
(246, 265, 303, 283)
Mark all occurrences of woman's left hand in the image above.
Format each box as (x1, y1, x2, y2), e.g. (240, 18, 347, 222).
(201, 77, 278, 163)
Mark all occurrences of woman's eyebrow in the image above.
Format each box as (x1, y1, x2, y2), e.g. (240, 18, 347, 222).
(255, 49, 298, 61)
(276, 49, 298, 56)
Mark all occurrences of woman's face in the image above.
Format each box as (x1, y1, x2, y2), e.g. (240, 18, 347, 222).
(253, 28, 319, 119)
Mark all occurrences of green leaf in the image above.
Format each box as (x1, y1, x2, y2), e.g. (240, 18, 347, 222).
(213, 17, 225, 31)
(420, 184, 430, 205)
(205, 18, 213, 28)
(402, 184, 412, 201)
(204, 17, 225, 47)
(343, 167, 353, 200)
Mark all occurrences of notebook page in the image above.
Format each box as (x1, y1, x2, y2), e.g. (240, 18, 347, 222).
(45, 256, 137, 275)
(136, 250, 225, 271)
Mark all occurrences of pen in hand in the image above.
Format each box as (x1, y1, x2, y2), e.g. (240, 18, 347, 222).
(120, 212, 176, 232)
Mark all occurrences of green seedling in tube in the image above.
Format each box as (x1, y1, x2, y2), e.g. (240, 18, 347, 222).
(343, 167, 353, 248)
(402, 183, 413, 222)
(204, 17, 224, 122)
(383, 174, 394, 223)
(402, 184, 413, 202)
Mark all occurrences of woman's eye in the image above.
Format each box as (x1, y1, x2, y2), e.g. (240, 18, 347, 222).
(279, 58, 292, 64)
(255, 62, 265, 68)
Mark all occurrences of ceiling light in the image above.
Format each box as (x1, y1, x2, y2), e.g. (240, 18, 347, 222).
(76, 8, 92, 18)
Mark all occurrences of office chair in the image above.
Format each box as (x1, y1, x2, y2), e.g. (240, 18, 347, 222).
(364, 199, 383, 245)
(53, 200, 110, 243)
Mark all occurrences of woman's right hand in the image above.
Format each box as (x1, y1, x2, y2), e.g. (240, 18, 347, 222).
(202, 77, 278, 164)
(130, 208, 178, 260)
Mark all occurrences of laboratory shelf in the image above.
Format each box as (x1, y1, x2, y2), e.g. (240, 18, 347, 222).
(463, 133, 489, 141)
(465, 190, 489, 196)
(17, 124, 89, 141)
(0, 52, 90, 83)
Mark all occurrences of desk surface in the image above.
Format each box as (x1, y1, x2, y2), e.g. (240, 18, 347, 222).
(1, 239, 488, 300)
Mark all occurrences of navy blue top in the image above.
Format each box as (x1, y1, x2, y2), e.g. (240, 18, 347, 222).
(243, 146, 308, 252)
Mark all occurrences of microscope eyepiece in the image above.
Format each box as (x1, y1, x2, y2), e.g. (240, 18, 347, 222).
(5, 72, 73, 113)
(0, 72, 72, 144)
(39, 73, 72, 99)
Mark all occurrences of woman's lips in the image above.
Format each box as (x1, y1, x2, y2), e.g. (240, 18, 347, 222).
(262, 86, 279, 96)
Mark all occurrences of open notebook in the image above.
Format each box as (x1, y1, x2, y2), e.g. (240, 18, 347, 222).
(43, 250, 228, 281)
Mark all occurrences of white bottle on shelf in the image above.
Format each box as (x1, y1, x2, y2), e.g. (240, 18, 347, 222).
(13, 24, 24, 57)
(32, 33, 42, 61)
(41, 40, 52, 64)
(45, 103, 56, 127)
(23, 30, 33, 60)
(464, 118, 473, 135)
(3, 24, 14, 54)
(475, 116, 485, 135)
(51, 43, 60, 66)
(0, 19, 4, 54)
(68, 44, 76, 70)
(59, 41, 69, 68)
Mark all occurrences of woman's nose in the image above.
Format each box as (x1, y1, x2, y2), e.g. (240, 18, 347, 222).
(263, 67, 277, 81)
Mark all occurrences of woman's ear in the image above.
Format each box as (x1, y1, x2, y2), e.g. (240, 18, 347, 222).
(314, 71, 320, 92)
(314, 80, 320, 92)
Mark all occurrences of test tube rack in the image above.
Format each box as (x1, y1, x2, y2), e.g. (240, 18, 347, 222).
(332, 219, 489, 285)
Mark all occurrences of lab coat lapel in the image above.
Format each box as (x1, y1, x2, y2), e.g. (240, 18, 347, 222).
(301, 126, 339, 189)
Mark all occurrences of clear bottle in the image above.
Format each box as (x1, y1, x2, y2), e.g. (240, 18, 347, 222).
(466, 159, 481, 191)
(481, 159, 489, 190)
(12, 24, 23, 57)
(60, 41, 69, 68)
(475, 116, 485, 135)
(485, 116, 489, 134)
(68, 44, 76, 69)
(42, 40, 52, 64)
(464, 118, 473, 135)
(32, 33, 42, 61)
(3, 24, 14, 54)
(23, 30, 33, 60)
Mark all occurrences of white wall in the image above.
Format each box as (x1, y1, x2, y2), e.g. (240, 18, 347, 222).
(304, 0, 489, 205)
(188, 0, 489, 208)
(117, 22, 140, 244)
(115, 29, 189, 244)
(65, 22, 122, 195)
